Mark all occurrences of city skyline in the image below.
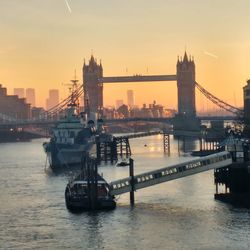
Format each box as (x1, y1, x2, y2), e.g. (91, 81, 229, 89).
(0, 1, 249, 108)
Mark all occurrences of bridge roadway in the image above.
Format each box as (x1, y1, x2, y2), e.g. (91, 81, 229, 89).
(109, 151, 232, 196)
(0, 115, 236, 128)
(114, 129, 204, 139)
(101, 75, 177, 83)
(115, 130, 162, 140)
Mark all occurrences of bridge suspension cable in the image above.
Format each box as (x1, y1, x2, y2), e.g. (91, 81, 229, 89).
(46, 86, 83, 115)
(45, 84, 83, 117)
(195, 82, 244, 117)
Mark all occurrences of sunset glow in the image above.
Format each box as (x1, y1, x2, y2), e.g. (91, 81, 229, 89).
(0, 0, 249, 109)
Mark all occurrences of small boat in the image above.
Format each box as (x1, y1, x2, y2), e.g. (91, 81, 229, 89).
(65, 173, 116, 210)
(116, 159, 130, 167)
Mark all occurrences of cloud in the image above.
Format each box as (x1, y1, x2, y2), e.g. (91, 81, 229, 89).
(64, 0, 72, 13)
(204, 51, 218, 59)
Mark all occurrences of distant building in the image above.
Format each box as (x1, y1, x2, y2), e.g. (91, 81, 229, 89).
(243, 80, 250, 122)
(26, 88, 36, 107)
(116, 100, 124, 109)
(127, 90, 135, 108)
(117, 104, 129, 118)
(13, 88, 25, 99)
(46, 89, 59, 110)
(0, 85, 30, 120)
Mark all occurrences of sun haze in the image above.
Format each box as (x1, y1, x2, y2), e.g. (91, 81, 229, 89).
(0, 0, 249, 109)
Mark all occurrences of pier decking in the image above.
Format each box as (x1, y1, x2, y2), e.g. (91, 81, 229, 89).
(109, 151, 232, 196)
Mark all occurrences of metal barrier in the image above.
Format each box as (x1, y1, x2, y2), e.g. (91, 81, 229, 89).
(109, 151, 232, 196)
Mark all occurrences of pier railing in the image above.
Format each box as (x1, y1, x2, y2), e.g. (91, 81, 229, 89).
(109, 151, 232, 196)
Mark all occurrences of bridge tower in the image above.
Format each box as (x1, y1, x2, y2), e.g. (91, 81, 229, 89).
(174, 52, 200, 130)
(83, 55, 103, 115)
(177, 51, 196, 116)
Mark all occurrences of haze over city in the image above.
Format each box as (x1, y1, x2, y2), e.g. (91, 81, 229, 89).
(0, 0, 249, 108)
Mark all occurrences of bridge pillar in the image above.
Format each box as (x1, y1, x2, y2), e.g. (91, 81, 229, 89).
(83, 55, 103, 115)
(174, 52, 200, 131)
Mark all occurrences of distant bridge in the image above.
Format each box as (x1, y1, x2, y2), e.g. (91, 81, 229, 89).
(101, 75, 177, 83)
(0, 115, 237, 129)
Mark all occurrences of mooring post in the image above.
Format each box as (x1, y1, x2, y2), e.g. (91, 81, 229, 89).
(129, 158, 135, 206)
(178, 136, 180, 156)
(86, 158, 91, 209)
(96, 140, 101, 164)
(93, 159, 98, 209)
(126, 138, 129, 158)
(199, 137, 202, 152)
(163, 133, 170, 156)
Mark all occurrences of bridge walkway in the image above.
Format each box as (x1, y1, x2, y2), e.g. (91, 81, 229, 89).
(115, 130, 162, 140)
(109, 151, 232, 196)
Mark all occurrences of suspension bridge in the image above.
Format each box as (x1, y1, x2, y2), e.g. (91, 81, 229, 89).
(0, 52, 244, 129)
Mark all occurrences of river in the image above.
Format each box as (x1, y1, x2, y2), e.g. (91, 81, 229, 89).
(0, 136, 249, 249)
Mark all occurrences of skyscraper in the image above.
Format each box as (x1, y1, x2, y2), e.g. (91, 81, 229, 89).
(127, 90, 135, 108)
(46, 89, 59, 110)
(26, 88, 36, 107)
(13, 88, 25, 98)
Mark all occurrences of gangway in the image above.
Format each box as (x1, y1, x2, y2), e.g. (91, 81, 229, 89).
(109, 151, 232, 196)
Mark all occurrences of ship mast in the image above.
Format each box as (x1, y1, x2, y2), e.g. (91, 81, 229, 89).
(68, 70, 79, 108)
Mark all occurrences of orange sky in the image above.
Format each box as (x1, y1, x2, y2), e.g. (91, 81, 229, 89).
(0, 0, 249, 110)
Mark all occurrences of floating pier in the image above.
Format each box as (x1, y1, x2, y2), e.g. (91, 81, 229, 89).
(109, 151, 232, 197)
(214, 143, 250, 208)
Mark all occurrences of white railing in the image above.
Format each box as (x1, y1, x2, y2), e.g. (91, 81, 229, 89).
(109, 151, 232, 196)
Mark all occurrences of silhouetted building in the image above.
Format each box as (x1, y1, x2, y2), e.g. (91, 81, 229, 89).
(31, 107, 45, 119)
(243, 80, 250, 122)
(0, 84, 31, 119)
(116, 100, 124, 109)
(13, 88, 25, 99)
(83, 55, 103, 114)
(46, 89, 59, 110)
(127, 90, 135, 108)
(243, 80, 250, 136)
(117, 104, 129, 118)
(26, 88, 36, 107)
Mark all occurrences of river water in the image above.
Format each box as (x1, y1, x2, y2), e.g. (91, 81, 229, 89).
(0, 136, 249, 249)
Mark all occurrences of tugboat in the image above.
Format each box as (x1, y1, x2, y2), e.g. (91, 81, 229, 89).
(43, 78, 104, 171)
(65, 171, 116, 210)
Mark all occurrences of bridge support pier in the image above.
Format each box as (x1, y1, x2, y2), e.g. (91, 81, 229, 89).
(173, 114, 201, 132)
(129, 158, 135, 206)
(163, 133, 170, 155)
(116, 137, 131, 159)
(96, 137, 118, 164)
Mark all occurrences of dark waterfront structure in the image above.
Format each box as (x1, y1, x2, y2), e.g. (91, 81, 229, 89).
(243, 79, 250, 120)
(243, 80, 250, 135)
(215, 161, 250, 208)
(0, 84, 31, 120)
